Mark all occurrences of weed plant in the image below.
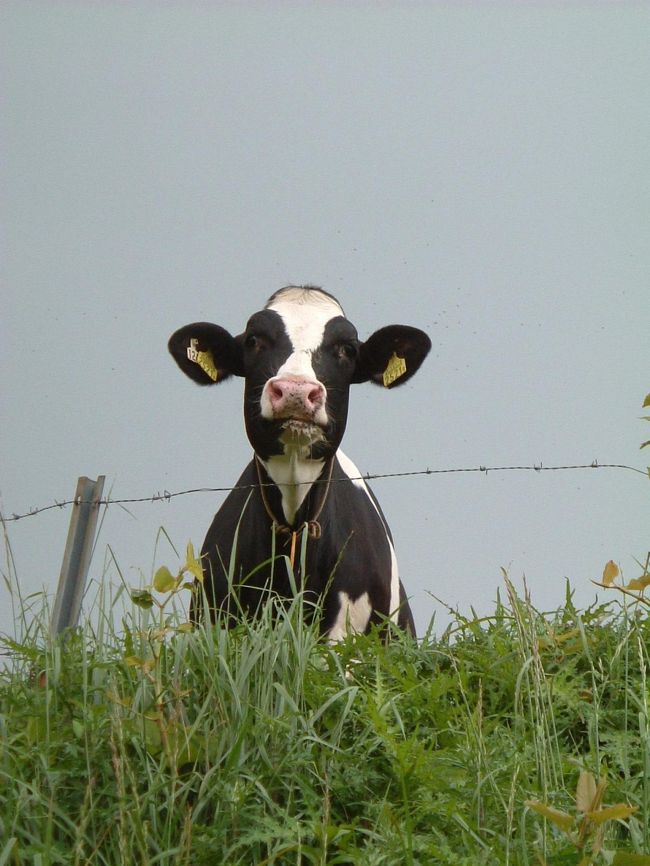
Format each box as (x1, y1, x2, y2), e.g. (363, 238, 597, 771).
(1, 562, 649, 865)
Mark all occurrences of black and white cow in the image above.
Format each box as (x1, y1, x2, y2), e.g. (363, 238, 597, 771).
(168, 286, 430, 640)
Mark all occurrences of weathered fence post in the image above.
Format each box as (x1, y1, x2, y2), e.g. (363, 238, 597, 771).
(51, 475, 105, 635)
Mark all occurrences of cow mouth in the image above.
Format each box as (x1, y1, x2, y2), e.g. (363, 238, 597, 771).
(279, 417, 326, 444)
(281, 417, 323, 433)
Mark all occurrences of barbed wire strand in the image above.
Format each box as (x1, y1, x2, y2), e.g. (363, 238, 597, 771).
(2, 461, 646, 523)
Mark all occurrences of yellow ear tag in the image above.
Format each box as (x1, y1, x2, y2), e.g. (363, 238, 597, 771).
(382, 352, 407, 387)
(187, 338, 219, 382)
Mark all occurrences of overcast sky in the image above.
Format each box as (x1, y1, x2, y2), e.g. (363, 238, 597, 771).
(2, 1, 648, 639)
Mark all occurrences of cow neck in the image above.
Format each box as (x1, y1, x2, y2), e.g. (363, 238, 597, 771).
(254, 453, 334, 542)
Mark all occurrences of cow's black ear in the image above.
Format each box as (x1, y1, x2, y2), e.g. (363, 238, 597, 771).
(353, 325, 431, 388)
(168, 323, 245, 385)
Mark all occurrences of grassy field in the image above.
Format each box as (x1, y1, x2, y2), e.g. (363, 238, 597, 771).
(1, 562, 649, 865)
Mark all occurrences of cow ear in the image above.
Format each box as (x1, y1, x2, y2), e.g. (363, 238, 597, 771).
(168, 323, 245, 385)
(353, 325, 431, 388)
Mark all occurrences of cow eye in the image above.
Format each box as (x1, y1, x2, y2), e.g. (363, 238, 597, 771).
(245, 334, 265, 351)
(336, 342, 357, 362)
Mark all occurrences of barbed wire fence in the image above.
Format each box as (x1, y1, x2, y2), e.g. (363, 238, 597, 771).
(3, 460, 646, 523)
(1, 460, 646, 637)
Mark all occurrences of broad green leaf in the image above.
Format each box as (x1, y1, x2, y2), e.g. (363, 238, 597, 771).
(602, 561, 619, 586)
(130, 589, 154, 609)
(525, 800, 574, 832)
(185, 541, 204, 583)
(576, 770, 597, 812)
(176, 622, 194, 633)
(153, 565, 176, 593)
(586, 803, 636, 824)
(642, 393, 650, 408)
(138, 716, 163, 753)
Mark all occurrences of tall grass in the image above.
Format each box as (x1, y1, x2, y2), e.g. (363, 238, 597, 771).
(1, 555, 649, 865)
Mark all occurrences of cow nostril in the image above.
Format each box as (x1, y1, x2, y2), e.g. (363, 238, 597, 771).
(307, 385, 324, 407)
(270, 381, 285, 402)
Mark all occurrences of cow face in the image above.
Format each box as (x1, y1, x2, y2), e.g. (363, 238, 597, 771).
(242, 287, 358, 462)
(168, 286, 431, 465)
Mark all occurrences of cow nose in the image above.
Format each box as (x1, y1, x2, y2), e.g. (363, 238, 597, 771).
(268, 376, 325, 418)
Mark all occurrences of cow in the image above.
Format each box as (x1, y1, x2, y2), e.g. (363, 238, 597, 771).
(168, 286, 431, 640)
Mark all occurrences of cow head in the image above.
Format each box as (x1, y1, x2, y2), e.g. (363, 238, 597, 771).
(169, 287, 430, 510)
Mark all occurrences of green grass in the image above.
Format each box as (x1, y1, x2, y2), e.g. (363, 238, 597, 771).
(1, 563, 649, 865)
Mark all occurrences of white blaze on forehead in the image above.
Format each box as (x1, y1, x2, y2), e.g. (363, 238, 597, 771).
(266, 289, 345, 377)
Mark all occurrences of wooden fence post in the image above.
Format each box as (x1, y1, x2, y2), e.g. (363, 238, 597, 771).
(51, 475, 105, 635)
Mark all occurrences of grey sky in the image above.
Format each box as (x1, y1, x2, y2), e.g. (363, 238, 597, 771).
(2, 2, 648, 638)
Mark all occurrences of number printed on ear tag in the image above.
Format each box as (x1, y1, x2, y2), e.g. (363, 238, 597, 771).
(187, 338, 219, 381)
(382, 352, 407, 387)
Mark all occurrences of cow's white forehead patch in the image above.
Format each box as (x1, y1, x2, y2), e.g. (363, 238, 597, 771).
(266, 288, 344, 355)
